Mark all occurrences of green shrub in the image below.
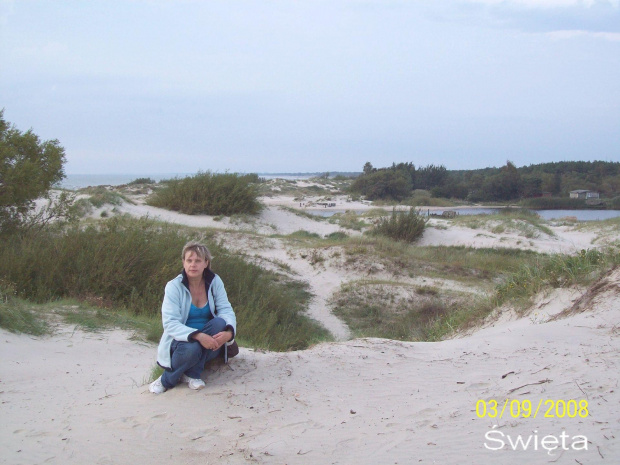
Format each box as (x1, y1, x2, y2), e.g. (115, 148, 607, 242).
(326, 231, 348, 241)
(370, 208, 428, 243)
(287, 230, 321, 239)
(0, 217, 329, 350)
(148, 171, 261, 216)
(127, 177, 155, 185)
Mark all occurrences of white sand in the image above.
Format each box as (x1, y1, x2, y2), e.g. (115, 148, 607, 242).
(2, 268, 619, 464)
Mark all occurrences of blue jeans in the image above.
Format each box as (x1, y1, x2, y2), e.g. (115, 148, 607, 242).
(161, 317, 226, 389)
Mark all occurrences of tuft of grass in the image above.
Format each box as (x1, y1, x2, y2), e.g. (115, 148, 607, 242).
(0, 217, 331, 351)
(287, 230, 321, 240)
(416, 285, 439, 296)
(148, 171, 262, 216)
(326, 231, 349, 241)
(0, 283, 50, 335)
(369, 208, 428, 243)
(145, 364, 164, 384)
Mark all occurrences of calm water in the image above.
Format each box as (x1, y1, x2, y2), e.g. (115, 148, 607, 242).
(427, 208, 620, 221)
(59, 173, 187, 189)
(312, 208, 620, 222)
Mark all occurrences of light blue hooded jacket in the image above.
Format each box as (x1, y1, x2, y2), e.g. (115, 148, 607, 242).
(156, 269, 237, 370)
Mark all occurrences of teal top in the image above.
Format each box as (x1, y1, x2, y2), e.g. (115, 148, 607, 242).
(186, 302, 212, 330)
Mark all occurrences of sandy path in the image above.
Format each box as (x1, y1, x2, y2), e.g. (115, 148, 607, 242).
(215, 234, 352, 341)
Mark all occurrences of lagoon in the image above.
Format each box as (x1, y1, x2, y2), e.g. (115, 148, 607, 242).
(311, 208, 620, 222)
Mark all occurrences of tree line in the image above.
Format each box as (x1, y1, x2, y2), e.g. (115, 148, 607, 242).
(351, 160, 620, 202)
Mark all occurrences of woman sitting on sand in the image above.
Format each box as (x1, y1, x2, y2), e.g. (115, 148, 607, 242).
(149, 241, 237, 394)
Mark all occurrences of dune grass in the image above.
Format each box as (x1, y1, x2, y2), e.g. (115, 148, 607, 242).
(0, 283, 50, 336)
(495, 247, 620, 308)
(148, 171, 262, 216)
(330, 280, 493, 341)
(0, 217, 330, 351)
(338, 234, 540, 283)
(331, 246, 620, 341)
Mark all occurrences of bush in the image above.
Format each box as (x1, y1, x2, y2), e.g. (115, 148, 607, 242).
(148, 171, 262, 216)
(0, 217, 329, 350)
(370, 208, 428, 243)
(326, 231, 348, 241)
(127, 177, 155, 185)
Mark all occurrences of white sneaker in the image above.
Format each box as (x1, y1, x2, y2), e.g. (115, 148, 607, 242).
(181, 374, 205, 390)
(149, 377, 167, 394)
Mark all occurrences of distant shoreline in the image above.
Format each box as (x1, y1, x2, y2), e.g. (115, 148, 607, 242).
(59, 172, 360, 189)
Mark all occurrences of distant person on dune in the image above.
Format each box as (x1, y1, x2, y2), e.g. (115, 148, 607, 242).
(149, 241, 237, 394)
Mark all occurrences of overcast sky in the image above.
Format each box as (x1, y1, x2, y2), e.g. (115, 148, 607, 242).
(1, 0, 618, 174)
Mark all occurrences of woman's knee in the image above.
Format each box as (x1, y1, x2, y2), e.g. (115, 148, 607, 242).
(212, 317, 227, 332)
(201, 317, 226, 335)
(172, 340, 203, 362)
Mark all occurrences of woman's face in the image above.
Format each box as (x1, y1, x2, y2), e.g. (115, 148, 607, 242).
(183, 251, 209, 280)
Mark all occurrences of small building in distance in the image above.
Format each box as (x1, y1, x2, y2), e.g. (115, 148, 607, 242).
(570, 190, 600, 200)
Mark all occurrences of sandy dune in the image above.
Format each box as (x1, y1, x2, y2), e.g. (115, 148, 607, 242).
(113, 194, 613, 341)
(4, 191, 618, 464)
(2, 268, 619, 464)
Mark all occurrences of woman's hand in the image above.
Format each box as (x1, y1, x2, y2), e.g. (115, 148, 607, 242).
(212, 330, 233, 349)
(192, 333, 219, 350)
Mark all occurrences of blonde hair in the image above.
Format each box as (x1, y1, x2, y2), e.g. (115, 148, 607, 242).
(182, 241, 212, 268)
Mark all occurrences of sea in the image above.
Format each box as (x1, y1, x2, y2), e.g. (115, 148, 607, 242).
(59, 172, 317, 190)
